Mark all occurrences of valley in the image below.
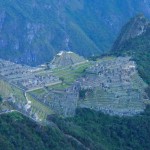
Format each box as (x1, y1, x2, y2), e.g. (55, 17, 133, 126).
(0, 2, 150, 149)
(1, 0, 150, 66)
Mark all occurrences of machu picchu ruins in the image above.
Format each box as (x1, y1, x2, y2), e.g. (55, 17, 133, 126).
(0, 51, 149, 122)
(50, 51, 87, 68)
(78, 57, 148, 115)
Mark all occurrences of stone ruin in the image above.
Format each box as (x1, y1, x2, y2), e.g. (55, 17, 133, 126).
(0, 55, 149, 120)
(77, 57, 149, 116)
(50, 51, 87, 69)
(0, 59, 60, 91)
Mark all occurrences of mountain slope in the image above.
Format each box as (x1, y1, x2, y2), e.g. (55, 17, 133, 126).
(1, 0, 150, 65)
(1, 107, 150, 150)
(50, 51, 86, 68)
(112, 15, 150, 86)
(0, 53, 148, 121)
(0, 112, 77, 150)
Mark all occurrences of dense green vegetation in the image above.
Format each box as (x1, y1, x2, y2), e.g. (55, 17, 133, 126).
(50, 106, 150, 150)
(0, 95, 2, 103)
(1, 106, 150, 150)
(79, 89, 93, 99)
(0, 113, 78, 150)
(110, 14, 150, 87)
(52, 61, 91, 85)
(112, 29, 150, 85)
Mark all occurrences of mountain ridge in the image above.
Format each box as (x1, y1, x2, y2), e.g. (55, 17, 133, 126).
(0, 6, 150, 150)
(112, 14, 150, 51)
(1, 0, 150, 66)
(111, 14, 150, 86)
(0, 51, 149, 121)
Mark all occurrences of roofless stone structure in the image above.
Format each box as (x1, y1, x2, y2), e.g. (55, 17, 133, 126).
(50, 51, 87, 68)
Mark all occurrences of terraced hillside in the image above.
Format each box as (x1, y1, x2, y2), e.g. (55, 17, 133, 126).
(50, 51, 87, 68)
(0, 52, 149, 122)
(0, 52, 91, 121)
(78, 57, 148, 115)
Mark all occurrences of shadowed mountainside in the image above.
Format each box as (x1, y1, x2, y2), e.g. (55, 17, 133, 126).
(112, 14, 150, 85)
(1, 0, 150, 65)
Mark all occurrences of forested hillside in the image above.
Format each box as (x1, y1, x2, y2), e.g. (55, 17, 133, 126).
(1, 0, 150, 65)
(0, 2, 150, 150)
(1, 107, 150, 150)
(112, 15, 150, 87)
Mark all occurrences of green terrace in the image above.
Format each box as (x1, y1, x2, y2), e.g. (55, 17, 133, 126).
(51, 61, 92, 85)
(26, 93, 54, 121)
(28, 61, 92, 104)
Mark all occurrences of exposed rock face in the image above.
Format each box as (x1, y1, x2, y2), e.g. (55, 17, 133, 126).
(50, 51, 86, 68)
(1, 0, 150, 66)
(112, 14, 150, 51)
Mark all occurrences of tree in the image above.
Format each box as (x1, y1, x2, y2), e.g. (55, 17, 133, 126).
(59, 77, 65, 85)
(0, 95, 2, 103)
(45, 62, 50, 70)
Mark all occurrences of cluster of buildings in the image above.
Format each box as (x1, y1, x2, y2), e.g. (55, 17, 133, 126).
(0, 59, 60, 91)
(0, 54, 149, 120)
(78, 57, 148, 115)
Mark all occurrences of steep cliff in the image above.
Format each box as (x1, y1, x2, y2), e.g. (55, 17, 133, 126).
(1, 0, 150, 65)
(111, 15, 150, 85)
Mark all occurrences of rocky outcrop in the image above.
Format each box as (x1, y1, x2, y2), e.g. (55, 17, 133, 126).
(112, 14, 150, 51)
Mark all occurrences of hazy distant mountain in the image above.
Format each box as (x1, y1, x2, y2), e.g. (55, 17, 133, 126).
(1, 0, 150, 66)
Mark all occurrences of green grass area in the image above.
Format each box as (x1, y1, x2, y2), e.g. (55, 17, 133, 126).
(0, 80, 26, 105)
(30, 88, 46, 95)
(96, 56, 116, 62)
(47, 83, 70, 90)
(12, 87, 26, 102)
(52, 61, 92, 85)
(131, 73, 148, 91)
(0, 80, 13, 98)
(25, 61, 92, 120)
(26, 93, 54, 121)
